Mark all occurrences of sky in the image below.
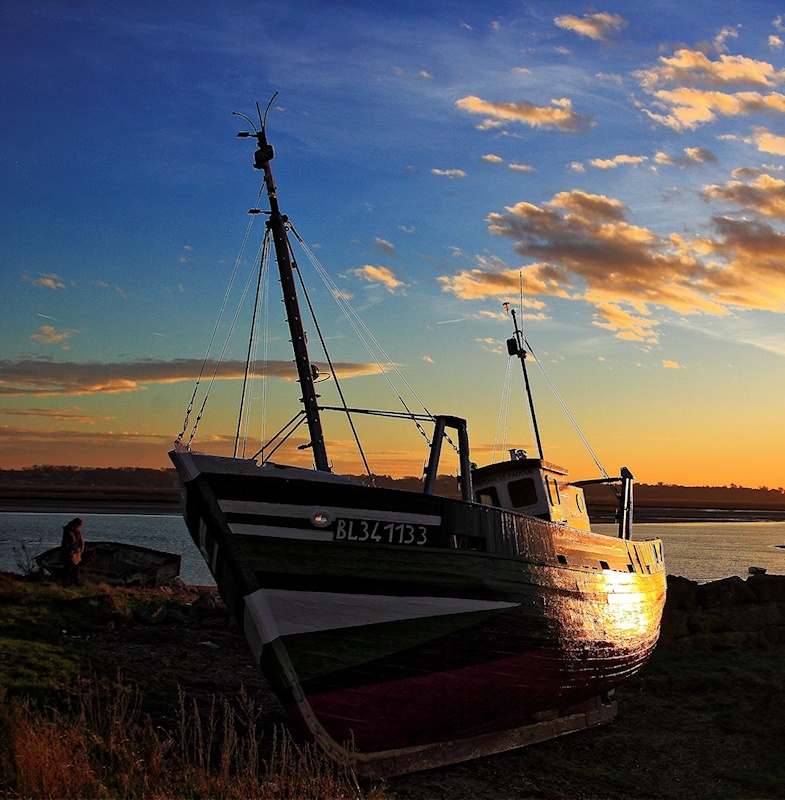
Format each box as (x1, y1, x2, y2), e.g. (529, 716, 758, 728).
(3, 1, 785, 489)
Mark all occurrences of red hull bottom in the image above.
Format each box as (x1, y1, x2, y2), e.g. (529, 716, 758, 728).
(292, 645, 641, 755)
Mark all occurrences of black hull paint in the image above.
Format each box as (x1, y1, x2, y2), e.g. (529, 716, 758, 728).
(170, 450, 665, 775)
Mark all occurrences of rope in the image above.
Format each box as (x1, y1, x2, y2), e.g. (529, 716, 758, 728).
(521, 332, 611, 480)
(175, 182, 265, 447)
(290, 245, 374, 481)
(186, 210, 266, 447)
(288, 226, 441, 450)
(235, 232, 271, 457)
(492, 358, 513, 463)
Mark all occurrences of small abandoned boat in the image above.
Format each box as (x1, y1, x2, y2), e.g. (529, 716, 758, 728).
(36, 542, 181, 587)
(169, 100, 666, 777)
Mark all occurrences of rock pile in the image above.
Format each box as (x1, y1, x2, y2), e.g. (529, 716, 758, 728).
(660, 572, 785, 650)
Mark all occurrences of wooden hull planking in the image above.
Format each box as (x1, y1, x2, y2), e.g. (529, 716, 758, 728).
(171, 450, 665, 775)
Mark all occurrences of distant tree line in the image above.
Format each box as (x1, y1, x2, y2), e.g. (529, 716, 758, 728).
(0, 466, 180, 489)
(1, 466, 784, 508)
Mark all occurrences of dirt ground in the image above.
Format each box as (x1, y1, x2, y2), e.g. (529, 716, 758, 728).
(54, 581, 784, 800)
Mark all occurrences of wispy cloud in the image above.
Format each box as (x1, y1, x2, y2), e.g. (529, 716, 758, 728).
(373, 237, 396, 256)
(346, 265, 405, 293)
(588, 154, 648, 169)
(654, 146, 717, 167)
(0, 358, 382, 397)
(635, 47, 785, 130)
(455, 96, 592, 133)
(30, 326, 77, 345)
(431, 168, 468, 178)
(439, 185, 785, 342)
(554, 12, 627, 42)
(2, 406, 115, 425)
(21, 272, 67, 290)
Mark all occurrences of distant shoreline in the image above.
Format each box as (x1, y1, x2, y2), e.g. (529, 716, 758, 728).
(2, 495, 785, 523)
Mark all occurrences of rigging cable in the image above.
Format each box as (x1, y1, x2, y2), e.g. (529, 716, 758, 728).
(289, 226, 440, 449)
(235, 230, 271, 457)
(175, 182, 266, 447)
(289, 243, 374, 481)
(521, 331, 611, 481)
(186, 202, 268, 447)
(492, 357, 513, 464)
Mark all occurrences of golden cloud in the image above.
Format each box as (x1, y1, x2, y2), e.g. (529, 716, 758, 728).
(635, 48, 785, 130)
(455, 95, 592, 132)
(438, 186, 785, 343)
(347, 265, 405, 293)
(30, 325, 76, 344)
(747, 126, 785, 155)
(21, 272, 67, 290)
(703, 172, 785, 219)
(636, 49, 785, 90)
(0, 358, 382, 397)
(588, 154, 648, 169)
(553, 12, 626, 42)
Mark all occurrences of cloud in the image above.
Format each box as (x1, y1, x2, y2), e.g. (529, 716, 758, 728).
(21, 272, 67, 290)
(588, 154, 648, 169)
(508, 162, 537, 173)
(770, 35, 783, 51)
(482, 154, 504, 163)
(431, 168, 468, 178)
(636, 48, 785, 91)
(654, 146, 717, 167)
(438, 185, 785, 342)
(703, 172, 785, 219)
(455, 95, 592, 132)
(635, 48, 785, 131)
(1, 406, 115, 425)
(347, 265, 405, 293)
(746, 126, 785, 155)
(30, 325, 77, 345)
(373, 237, 396, 256)
(553, 12, 626, 42)
(663, 360, 682, 369)
(0, 358, 382, 397)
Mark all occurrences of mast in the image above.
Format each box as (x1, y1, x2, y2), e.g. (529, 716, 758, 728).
(238, 102, 330, 471)
(505, 304, 544, 460)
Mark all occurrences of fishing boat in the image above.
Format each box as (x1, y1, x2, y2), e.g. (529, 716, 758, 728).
(169, 100, 666, 777)
(36, 542, 181, 587)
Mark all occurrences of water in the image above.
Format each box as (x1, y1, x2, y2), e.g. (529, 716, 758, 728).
(0, 512, 214, 586)
(1, 513, 784, 585)
(595, 522, 785, 582)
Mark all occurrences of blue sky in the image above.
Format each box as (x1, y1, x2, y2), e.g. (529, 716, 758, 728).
(3, 1, 785, 488)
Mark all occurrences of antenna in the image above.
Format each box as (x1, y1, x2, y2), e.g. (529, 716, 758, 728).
(505, 301, 544, 460)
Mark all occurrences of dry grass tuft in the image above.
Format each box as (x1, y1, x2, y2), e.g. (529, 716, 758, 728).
(0, 677, 388, 800)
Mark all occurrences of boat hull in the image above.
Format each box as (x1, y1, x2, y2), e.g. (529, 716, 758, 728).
(170, 450, 665, 775)
(36, 541, 182, 587)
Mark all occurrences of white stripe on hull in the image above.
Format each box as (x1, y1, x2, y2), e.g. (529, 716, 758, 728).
(221, 498, 440, 527)
(243, 588, 519, 656)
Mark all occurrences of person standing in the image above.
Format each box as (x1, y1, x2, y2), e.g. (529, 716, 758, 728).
(60, 518, 85, 587)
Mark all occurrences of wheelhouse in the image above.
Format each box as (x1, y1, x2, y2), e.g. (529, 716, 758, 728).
(472, 449, 591, 532)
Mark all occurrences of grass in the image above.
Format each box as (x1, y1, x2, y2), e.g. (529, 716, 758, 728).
(0, 573, 392, 799)
(3, 570, 785, 799)
(1, 678, 384, 799)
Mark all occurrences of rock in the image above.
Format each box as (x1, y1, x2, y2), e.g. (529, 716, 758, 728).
(665, 575, 699, 610)
(746, 573, 785, 603)
(687, 610, 724, 635)
(696, 576, 757, 608)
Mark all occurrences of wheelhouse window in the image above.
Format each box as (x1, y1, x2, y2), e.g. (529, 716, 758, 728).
(476, 487, 500, 507)
(508, 477, 538, 508)
(546, 476, 561, 505)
